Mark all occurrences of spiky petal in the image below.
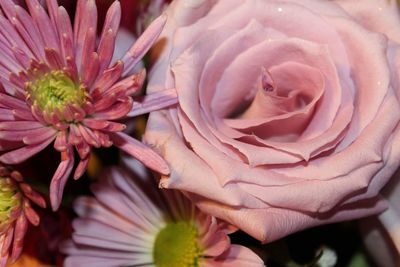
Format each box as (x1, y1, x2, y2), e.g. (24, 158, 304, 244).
(0, 164, 45, 267)
(0, 0, 177, 210)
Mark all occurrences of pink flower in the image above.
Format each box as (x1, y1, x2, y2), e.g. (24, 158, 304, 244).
(145, 0, 400, 242)
(61, 161, 264, 267)
(0, 0, 177, 210)
(0, 164, 46, 267)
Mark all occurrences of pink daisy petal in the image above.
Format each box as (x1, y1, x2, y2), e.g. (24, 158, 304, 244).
(63, 163, 263, 266)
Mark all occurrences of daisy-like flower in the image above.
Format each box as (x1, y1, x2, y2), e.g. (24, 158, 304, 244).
(61, 162, 265, 267)
(0, 164, 46, 267)
(0, 0, 177, 210)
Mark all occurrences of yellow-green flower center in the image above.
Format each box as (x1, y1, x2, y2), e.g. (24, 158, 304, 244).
(27, 71, 86, 117)
(0, 177, 20, 230)
(153, 221, 201, 267)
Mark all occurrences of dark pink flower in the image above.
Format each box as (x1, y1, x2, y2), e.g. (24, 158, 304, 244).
(0, 164, 46, 267)
(0, 0, 177, 210)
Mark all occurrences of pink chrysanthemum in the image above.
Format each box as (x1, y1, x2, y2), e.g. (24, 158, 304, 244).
(61, 161, 265, 267)
(0, 164, 46, 267)
(0, 0, 177, 210)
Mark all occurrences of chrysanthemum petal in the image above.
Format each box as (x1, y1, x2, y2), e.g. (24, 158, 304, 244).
(92, 97, 132, 120)
(26, 0, 60, 52)
(128, 88, 178, 117)
(92, 61, 124, 93)
(0, 121, 44, 131)
(45, 0, 60, 35)
(22, 127, 57, 145)
(74, 156, 90, 180)
(22, 201, 40, 226)
(0, 109, 15, 121)
(56, 6, 74, 60)
(0, 127, 53, 143)
(82, 118, 109, 130)
(122, 14, 167, 75)
(82, 52, 100, 88)
(0, 93, 29, 110)
(1, 227, 13, 257)
(12, 109, 34, 121)
(49, 149, 74, 211)
(75, 141, 90, 159)
(97, 0, 121, 73)
(110, 132, 170, 175)
(74, 0, 97, 72)
(0, 136, 54, 164)
(14, 5, 45, 59)
(18, 183, 46, 208)
(54, 130, 68, 152)
(10, 213, 28, 262)
(45, 48, 63, 70)
(78, 125, 100, 148)
(80, 27, 96, 76)
(0, 13, 33, 58)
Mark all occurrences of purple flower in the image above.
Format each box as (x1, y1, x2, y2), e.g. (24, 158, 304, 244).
(0, 164, 46, 267)
(0, 0, 177, 210)
(61, 161, 264, 267)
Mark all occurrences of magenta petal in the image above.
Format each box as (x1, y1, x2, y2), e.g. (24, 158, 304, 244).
(0, 109, 16, 120)
(23, 201, 40, 226)
(1, 227, 13, 257)
(10, 214, 27, 263)
(50, 149, 75, 211)
(0, 121, 44, 131)
(74, 157, 90, 180)
(122, 14, 167, 75)
(128, 88, 178, 117)
(92, 98, 132, 120)
(110, 132, 170, 175)
(0, 136, 54, 164)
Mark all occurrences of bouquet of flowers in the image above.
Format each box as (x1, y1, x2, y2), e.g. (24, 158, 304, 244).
(0, 0, 399, 266)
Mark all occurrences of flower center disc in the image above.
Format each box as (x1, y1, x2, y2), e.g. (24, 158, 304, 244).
(153, 221, 200, 267)
(28, 71, 86, 118)
(0, 177, 20, 230)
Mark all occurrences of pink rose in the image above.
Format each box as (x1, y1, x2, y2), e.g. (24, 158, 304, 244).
(145, 0, 400, 242)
